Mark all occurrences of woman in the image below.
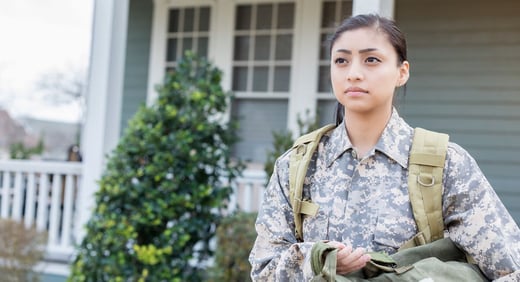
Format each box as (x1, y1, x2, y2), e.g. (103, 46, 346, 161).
(249, 14, 520, 281)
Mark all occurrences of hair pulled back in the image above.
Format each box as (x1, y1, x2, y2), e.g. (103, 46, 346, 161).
(330, 14, 408, 125)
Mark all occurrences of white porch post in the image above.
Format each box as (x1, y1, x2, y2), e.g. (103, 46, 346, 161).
(287, 0, 322, 135)
(77, 0, 129, 242)
(352, 0, 395, 19)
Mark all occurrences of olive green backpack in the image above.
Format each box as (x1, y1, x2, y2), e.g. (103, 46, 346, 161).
(288, 125, 448, 246)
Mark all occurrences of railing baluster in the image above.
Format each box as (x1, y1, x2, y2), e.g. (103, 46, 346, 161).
(73, 175, 82, 245)
(1, 171, 10, 218)
(48, 173, 62, 246)
(228, 179, 237, 213)
(243, 182, 252, 212)
(24, 173, 37, 228)
(61, 174, 74, 247)
(12, 171, 23, 220)
(36, 173, 49, 232)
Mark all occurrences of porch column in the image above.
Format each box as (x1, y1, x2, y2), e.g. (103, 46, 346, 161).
(77, 0, 129, 242)
(352, 0, 395, 19)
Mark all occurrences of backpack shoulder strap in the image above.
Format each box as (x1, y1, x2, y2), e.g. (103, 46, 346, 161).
(289, 124, 336, 242)
(407, 127, 449, 246)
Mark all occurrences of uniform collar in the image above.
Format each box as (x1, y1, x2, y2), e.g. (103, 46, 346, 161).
(324, 109, 412, 168)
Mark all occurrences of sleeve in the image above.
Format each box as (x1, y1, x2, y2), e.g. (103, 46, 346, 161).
(248, 154, 316, 281)
(442, 143, 520, 281)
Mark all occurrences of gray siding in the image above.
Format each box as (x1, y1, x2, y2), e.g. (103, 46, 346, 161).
(396, 0, 520, 220)
(231, 99, 288, 163)
(120, 0, 153, 134)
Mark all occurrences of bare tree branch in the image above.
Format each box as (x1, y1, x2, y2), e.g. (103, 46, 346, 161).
(37, 65, 87, 105)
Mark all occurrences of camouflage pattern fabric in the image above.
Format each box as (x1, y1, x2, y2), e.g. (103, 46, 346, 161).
(249, 109, 520, 281)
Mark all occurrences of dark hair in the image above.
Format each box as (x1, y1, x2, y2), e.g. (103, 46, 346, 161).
(330, 14, 408, 125)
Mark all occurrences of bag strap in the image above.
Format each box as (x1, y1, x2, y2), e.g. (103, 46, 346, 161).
(407, 127, 449, 245)
(289, 125, 449, 245)
(289, 124, 336, 242)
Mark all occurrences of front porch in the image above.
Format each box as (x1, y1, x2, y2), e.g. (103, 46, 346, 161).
(0, 159, 265, 278)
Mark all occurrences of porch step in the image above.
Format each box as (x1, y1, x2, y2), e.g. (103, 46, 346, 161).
(34, 260, 69, 282)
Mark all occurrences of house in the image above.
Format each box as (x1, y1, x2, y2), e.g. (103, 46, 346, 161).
(1, 0, 519, 279)
(82, 0, 520, 234)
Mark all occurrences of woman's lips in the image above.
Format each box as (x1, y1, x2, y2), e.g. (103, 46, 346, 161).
(345, 87, 368, 96)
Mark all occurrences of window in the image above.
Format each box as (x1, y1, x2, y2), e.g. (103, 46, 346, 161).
(230, 2, 295, 163)
(232, 3, 295, 95)
(165, 6, 211, 71)
(317, 0, 352, 93)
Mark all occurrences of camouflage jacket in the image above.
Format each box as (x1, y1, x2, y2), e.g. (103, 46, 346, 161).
(249, 110, 520, 281)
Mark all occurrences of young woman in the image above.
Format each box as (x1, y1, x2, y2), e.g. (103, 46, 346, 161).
(249, 14, 520, 281)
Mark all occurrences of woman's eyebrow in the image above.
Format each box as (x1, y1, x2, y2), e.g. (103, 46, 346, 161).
(334, 48, 379, 54)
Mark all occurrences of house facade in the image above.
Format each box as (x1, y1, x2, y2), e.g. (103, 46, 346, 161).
(80, 0, 520, 241)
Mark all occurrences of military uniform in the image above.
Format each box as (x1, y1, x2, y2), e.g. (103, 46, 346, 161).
(249, 110, 520, 281)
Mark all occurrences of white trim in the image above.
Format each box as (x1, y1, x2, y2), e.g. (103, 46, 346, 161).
(234, 0, 295, 4)
(34, 261, 70, 277)
(287, 0, 322, 134)
(147, 0, 169, 105)
(164, 0, 214, 7)
(210, 0, 234, 93)
(78, 0, 129, 242)
(352, 0, 394, 19)
(235, 92, 290, 99)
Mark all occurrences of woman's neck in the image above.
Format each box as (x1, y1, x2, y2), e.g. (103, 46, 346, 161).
(344, 107, 392, 158)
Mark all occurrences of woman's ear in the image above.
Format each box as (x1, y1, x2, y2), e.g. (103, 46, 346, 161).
(397, 61, 410, 87)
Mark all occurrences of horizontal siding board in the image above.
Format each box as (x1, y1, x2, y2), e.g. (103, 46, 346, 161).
(397, 0, 520, 20)
(396, 0, 520, 220)
(399, 89, 520, 104)
(399, 115, 520, 133)
(408, 75, 520, 89)
(401, 103, 520, 119)
(231, 99, 289, 163)
(410, 61, 520, 75)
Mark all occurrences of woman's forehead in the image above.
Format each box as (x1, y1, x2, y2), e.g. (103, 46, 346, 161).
(332, 27, 393, 52)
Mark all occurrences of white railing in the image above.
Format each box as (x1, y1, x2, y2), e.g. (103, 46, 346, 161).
(0, 159, 82, 261)
(228, 169, 267, 213)
(0, 159, 267, 263)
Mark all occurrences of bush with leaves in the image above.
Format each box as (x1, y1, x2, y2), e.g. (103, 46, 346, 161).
(207, 211, 257, 282)
(68, 53, 243, 282)
(9, 138, 44, 160)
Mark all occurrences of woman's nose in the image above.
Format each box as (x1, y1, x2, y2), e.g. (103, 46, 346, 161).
(346, 62, 363, 81)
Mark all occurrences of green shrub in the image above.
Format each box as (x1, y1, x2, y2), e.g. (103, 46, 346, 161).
(9, 138, 44, 160)
(68, 53, 243, 282)
(208, 211, 258, 282)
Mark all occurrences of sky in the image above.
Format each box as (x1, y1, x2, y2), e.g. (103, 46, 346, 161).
(0, 0, 93, 123)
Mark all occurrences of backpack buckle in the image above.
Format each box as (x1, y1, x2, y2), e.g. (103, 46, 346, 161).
(417, 172, 435, 187)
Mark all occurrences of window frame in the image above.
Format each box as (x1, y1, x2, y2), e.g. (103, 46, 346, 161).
(231, 1, 296, 99)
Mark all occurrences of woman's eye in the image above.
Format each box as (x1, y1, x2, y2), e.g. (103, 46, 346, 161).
(366, 57, 381, 64)
(334, 58, 348, 64)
